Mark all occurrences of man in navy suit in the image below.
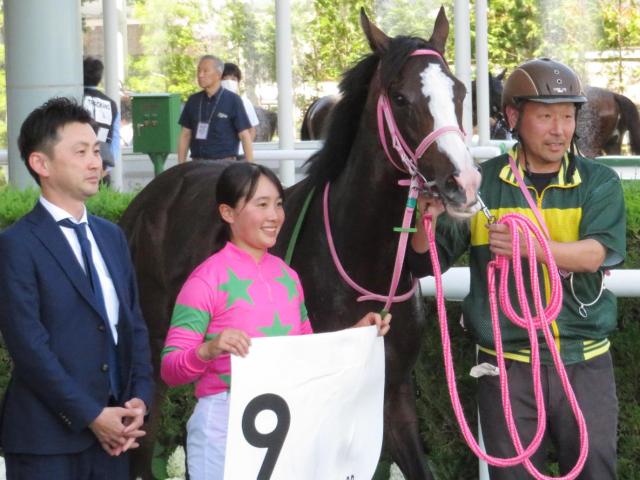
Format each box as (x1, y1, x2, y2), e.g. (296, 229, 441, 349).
(0, 97, 154, 479)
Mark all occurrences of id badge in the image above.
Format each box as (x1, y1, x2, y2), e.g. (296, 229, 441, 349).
(96, 127, 109, 142)
(196, 122, 209, 140)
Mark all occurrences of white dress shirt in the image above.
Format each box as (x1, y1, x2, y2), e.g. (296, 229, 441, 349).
(39, 196, 119, 343)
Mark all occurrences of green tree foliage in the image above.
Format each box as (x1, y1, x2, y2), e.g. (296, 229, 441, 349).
(482, 0, 640, 89)
(377, 0, 452, 40)
(296, 0, 374, 87)
(127, 0, 210, 100)
(595, 0, 640, 91)
(127, 0, 275, 104)
(217, 0, 276, 102)
(484, 0, 543, 72)
(536, 0, 599, 79)
(596, 0, 640, 51)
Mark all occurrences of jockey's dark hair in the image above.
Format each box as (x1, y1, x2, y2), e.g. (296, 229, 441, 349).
(18, 97, 94, 185)
(214, 162, 284, 249)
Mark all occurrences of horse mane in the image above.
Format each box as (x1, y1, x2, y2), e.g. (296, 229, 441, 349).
(305, 34, 433, 187)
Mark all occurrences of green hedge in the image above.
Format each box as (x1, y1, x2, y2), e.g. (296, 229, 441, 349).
(1, 183, 639, 479)
(0, 186, 136, 228)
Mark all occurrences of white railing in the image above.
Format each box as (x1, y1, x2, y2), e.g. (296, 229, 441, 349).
(419, 267, 640, 299)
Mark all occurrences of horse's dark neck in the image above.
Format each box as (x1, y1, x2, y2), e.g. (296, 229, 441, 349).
(326, 127, 414, 294)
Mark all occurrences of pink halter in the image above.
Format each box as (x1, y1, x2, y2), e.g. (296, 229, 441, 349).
(376, 48, 465, 188)
(324, 48, 466, 313)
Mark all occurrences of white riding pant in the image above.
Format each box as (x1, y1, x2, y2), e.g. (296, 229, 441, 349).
(186, 391, 230, 480)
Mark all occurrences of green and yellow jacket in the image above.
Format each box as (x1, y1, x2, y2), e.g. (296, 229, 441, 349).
(423, 149, 626, 365)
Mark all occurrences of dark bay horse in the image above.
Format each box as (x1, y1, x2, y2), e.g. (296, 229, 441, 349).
(255, 106, 277, 142)
(576, 86, 640, 157)
(471, 69, 510, 139)
(300, 94, 340, 140)
(121, 8, 481, 480)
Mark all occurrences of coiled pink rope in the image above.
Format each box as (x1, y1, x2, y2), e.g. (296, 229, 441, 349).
(423, 212, 589, 479)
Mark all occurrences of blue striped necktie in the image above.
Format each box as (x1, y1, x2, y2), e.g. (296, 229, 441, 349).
(58, 218, 121, 400)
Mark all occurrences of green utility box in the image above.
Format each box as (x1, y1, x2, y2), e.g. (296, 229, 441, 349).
(131, 93, 181, 175)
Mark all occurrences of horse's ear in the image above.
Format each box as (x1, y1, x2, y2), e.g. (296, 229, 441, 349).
(497, 68, 507, 81)
(360, 8, 390, 54)
(429, 6, 449, 55)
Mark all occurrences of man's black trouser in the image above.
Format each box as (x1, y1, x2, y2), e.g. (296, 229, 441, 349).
(477, 350, 617, 479)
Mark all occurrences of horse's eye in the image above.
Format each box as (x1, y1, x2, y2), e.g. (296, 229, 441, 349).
(391, 93, 408, 106)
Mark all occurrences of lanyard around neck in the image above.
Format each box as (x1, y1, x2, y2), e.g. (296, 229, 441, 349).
(198, 88, 225, 125)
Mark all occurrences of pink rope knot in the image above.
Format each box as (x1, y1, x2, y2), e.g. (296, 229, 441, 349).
(424, 212, 589, 480)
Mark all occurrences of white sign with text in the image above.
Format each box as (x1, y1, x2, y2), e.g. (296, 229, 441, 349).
(224, 326, 385, 480)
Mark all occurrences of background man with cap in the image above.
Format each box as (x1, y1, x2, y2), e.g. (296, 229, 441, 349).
(409, 58, 625, 478)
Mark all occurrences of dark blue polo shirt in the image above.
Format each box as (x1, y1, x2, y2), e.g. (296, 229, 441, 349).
(179, 88, 251, 159)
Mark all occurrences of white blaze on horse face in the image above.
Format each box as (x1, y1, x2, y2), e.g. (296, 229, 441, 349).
(420, 64, 480, 212)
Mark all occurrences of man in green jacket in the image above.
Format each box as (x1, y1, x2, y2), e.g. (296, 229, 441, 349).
(410, 58, 626, 479)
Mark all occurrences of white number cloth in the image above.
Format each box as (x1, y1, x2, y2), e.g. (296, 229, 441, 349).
(224, 326, 385, 480)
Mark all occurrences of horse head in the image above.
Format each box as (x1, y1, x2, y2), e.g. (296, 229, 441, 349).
(361, 8, 481, 219)
(488, 69, 506, 117)
(487, 69, 511, 140)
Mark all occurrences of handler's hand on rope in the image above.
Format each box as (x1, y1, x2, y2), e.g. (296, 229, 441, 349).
(353, 312, 392, 336)
(488, 223, 542, 261)
(198, 328, 252, 360)
(416, 195, 445, 223)
(412, 195, 446, 254)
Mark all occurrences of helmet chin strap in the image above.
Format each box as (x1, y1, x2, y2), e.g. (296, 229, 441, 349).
(510, 112, 532, 176)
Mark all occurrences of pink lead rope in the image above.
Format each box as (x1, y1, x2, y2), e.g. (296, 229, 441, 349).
(423, 211, 589, 479)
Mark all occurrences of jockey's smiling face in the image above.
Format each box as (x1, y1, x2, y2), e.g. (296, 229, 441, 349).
(219, 174, 285, 262)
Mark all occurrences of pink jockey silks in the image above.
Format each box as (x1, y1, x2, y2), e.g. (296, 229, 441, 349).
(161, 242, 313, 398)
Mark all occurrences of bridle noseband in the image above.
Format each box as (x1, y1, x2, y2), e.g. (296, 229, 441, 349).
(376, 48, 466, 194)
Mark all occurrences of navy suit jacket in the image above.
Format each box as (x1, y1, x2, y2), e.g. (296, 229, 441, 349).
(0, 201, 154, 455)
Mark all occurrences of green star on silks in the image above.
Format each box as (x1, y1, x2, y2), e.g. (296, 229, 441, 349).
(258, 312, 292, 337)
(275, 267, 299, 301)
(219, 374, 231, 387)
(218, 268, 253, 308)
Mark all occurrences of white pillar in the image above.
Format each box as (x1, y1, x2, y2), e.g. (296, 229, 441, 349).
(118, 1, 128, 82)
(5, 0, 83, 188)
(475, 0, 490, 146)
(275, 0, 296, 187)
(103, 0, 124, 190)
(454, 0, 472, 145)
